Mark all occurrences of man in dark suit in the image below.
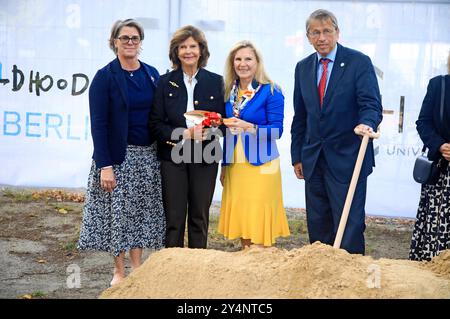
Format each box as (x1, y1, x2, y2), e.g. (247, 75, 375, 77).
(290, 9, 382, 254)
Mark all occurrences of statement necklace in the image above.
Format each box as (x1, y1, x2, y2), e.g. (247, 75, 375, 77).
(230, 81, 261, 118)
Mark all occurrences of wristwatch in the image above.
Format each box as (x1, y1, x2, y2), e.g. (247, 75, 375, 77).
(246, 124, 257, 134)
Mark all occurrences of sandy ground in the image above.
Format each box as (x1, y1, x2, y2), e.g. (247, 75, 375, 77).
(100, 243, 450, 299)
(0, 187, 426, 299)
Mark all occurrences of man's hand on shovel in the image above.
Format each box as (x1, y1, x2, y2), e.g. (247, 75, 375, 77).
(354, 124, 374, 137)
(333, 124, 380, 249)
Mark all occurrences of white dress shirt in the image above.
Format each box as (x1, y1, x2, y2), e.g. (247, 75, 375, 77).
(184, 70, 199, 128)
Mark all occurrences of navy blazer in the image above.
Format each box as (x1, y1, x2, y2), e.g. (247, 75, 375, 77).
(416, 74, 450, 161)
(149, 68, 225, 163)
(223, 83, 284, 166)
(291, 43, 383, 183)
(89, 58, 159, 168)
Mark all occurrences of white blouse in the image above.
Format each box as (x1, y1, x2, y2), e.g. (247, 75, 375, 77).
(183, 70, 199, 128)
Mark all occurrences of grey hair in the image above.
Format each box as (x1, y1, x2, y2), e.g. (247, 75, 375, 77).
(109, 19, 144, 55)
(306, 9, 339, 34)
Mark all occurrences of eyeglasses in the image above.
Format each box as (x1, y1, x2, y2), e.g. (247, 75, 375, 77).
(308, 29, 335, 39)
(117, 36, 141, 44)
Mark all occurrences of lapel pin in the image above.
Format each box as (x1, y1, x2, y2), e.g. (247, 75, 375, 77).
(169, 81, 179, 88)
(151, 76, 155, 83)
(340, 62, 345, 67)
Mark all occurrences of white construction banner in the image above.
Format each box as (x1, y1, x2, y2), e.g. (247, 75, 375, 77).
(1, 0, 449, 217)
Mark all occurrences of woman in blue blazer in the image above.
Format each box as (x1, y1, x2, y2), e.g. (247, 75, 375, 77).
(218, 41, 290, 248)
(410, 52, 450, 261)
(78, 19, 165, 286)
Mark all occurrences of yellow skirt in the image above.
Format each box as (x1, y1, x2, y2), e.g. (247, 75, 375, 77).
(218, 136, 290, 246)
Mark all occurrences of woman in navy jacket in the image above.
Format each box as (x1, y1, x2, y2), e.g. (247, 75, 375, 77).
(410, 52, 450, 261)
(149, 25, 225, 248)
(218, 41, 290, 248)
(78, 19, 165, 286)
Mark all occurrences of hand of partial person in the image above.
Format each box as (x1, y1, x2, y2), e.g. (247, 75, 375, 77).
(293, 162, 304, 180)
(202, 127, 212, 140)
(440, 143, 450, 161)
(100, 167, 117, 192)
(220, 167, 226, 186)
(223, 117, 252, 134)
(354, 124, 374, 137)
(183, 124, 206, 141)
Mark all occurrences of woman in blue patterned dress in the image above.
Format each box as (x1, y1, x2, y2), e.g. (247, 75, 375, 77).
(78, 19, 165, 286)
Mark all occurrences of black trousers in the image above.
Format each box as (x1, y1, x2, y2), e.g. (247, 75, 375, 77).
(160, 160, 218, 248)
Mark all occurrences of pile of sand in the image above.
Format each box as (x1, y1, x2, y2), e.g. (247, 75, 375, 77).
(100, 242, 450, 299)
(425, 250, 450, 277)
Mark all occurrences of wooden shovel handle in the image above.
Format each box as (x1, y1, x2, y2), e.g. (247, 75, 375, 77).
(333, 128, 379, 249)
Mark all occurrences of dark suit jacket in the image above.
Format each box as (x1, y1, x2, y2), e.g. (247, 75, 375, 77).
(291, 43, 383, 183)
(416, 74, 450, 161)
(149, 68, 225, 163)
(89, 58, 159, 168)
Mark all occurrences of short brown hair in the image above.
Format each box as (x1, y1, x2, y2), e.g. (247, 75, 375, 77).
(109, 19, 144, 55)
(169, 25, 210, 70)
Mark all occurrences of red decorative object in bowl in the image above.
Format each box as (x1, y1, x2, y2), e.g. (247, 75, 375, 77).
(184, 110, 223, 128)
(202, 112, 222, 127)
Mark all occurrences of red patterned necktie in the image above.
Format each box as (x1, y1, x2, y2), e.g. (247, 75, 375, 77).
(318, 58, 331, 106)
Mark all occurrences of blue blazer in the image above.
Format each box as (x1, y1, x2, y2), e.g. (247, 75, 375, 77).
(290, 43, 382, 183)
(223, 83, 284, 166)
(416, 74, 450, 161)
(89, 58, 159, 168)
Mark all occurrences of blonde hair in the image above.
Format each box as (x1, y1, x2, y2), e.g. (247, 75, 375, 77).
(169, 25, 210, 70)
(224, 40, 274, 101)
